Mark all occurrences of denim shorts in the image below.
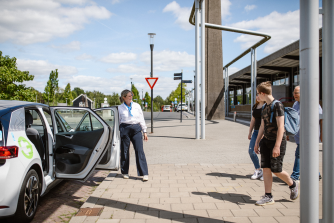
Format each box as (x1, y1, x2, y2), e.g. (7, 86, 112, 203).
(260, 137, 286, 173)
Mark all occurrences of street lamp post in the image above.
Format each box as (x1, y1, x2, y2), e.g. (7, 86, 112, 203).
(131, 78, 133, 93)
(148, 33, 156, 133)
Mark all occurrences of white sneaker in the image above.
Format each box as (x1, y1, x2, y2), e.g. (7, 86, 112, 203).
(260, 176, 264, 181)
(251, 169, 263, 180)
(123, 174, 129, 179)
(143, 175, 149, 181)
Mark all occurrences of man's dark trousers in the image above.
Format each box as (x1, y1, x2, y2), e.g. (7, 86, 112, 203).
(120, 123, 148, 176)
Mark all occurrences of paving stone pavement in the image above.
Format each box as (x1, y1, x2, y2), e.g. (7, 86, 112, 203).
(70, 117, 323, 223)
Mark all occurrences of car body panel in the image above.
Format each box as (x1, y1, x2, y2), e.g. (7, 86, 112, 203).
(0, 107, 45, 216)
(95, 107, 120, 170)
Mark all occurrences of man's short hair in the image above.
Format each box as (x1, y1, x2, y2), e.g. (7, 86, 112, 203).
(257, 81, 272, 95)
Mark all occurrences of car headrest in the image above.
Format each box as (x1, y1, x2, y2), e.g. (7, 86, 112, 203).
(25, 112, 33, 127)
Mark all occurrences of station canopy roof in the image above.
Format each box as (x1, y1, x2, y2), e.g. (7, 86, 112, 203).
(226, 29, 322, 88)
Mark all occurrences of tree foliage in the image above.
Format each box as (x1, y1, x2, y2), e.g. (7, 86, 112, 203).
(153, 95, 164, 110)
(144, 92, 151, 108)
(63, 83, 73, 105)
(0, 51, 35, 101)
(43, 69, 59, 105)
(166, 82, 187, 105)
(108, 92, 121, 106)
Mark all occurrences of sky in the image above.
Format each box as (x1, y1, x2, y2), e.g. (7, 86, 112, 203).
(0, 0, 322, 100)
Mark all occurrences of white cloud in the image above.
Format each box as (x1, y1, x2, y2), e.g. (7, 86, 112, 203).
(17, 59, 78, 78)
(231, 10, 301, 53)
(163, 1, 193, 31)
(55, 0, 92, 5)
(0, 0, 112, 45)
(107, 64, 148, 74)
(221, 0, 231, 19)
(141, 50, 195, 72)
(228, 67, 240, 75)
(66, 75, 125, 93)
(76, 53, 94, 60)
(244, 5, 256, 12)
(51, 41, 81, 52)
(108, 50, 194, 74)
(111, 0, 120, 4)
(101, 52, 137, 64)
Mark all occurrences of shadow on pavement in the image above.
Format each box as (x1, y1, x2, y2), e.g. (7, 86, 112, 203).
(148, 135, 195, 140)
(87, 196, 233, 223)
(207, 172, 286, 184)
(191, 192, 292, 205)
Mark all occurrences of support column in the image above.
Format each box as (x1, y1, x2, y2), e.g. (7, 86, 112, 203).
(299, 0, 320, 222)
(195, 0, 200, 139)
(205, 0, 224, 120)
(242, 84, 246, 105)
(322, 0, 334, 222)
(233, 87, 237, 105)
(200, 0, 206, 139)
(289, 68, 294, 98)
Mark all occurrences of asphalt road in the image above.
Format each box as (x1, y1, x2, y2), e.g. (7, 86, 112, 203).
(143, 111, 193, 123)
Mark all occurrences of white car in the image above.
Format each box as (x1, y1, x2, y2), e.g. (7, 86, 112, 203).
(0, 100, 120, 222)
(162, 105, 172, 112)
(176, 103, 188, 112)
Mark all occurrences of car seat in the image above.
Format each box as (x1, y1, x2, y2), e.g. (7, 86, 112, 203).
(25, 112, 45, 168)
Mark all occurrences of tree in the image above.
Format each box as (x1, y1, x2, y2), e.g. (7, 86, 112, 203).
(131, 84, 142, 105)
(166, 83, 186, 105)
(154, 95, 164, 110)
(108, 92, 121, 106)
(73, 87, 85, 97)
(0, 51, 35, 101)
(86, 90, 105, 109)
(63, 83, 73, 105)
(43, 69, 59, 105)
(144, 92, 151, 109)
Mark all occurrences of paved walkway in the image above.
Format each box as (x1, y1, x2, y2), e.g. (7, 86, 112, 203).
(69, 116, 323, 223)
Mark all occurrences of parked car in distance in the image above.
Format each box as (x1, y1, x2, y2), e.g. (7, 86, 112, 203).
(177, 103, 188, 112)
(162, 105, 172, 112)
(0, 100, 120, 223)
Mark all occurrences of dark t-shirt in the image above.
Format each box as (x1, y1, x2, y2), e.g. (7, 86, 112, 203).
(252, 104, 262, 130)
(261, 100, 286, 141)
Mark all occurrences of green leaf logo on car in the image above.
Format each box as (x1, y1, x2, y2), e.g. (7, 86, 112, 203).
(18, 136, 33, 159)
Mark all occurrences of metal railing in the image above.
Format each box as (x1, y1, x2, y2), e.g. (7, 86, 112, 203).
(189, 2, 271, 116)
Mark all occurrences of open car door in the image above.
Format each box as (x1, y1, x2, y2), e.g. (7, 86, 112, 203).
(94, 107, 120, 170)
(49, 107, 111, 181)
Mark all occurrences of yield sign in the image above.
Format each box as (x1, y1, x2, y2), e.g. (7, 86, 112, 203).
(145, 77, 158, 89)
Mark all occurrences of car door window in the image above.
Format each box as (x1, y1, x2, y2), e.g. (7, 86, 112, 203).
(43, 110, 53, 132)
(95, 109, 115, 128)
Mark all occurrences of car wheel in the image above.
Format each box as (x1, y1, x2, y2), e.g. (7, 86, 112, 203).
(12, 169, 40, 223)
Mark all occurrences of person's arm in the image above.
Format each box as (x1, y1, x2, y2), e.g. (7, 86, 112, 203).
(248, 117, 255, 140)
(254, 119, 265, 154)
(138, 104, 148, 141)
(273, 115, 285, 158)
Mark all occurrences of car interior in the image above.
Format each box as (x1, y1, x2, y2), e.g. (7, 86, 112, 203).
(54, 110, 106, 175)
(25, 109, 48, 174)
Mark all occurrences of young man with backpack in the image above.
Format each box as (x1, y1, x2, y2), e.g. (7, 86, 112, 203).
(254, 81, 299, 206)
